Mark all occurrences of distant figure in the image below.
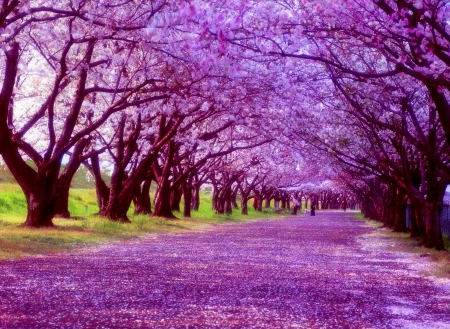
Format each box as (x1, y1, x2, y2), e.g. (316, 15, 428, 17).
(341, 200, 347, 212)
(291, 195, 299, 215)
(84, 204, 88, 214)
(253, 193, 260, 211)
(311, 196, 317, 216)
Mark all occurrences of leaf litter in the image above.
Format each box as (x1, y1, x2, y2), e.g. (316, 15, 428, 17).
(0, 212, 449, 328)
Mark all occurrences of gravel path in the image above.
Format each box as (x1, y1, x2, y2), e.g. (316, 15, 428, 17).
(1, 211, 450, 328)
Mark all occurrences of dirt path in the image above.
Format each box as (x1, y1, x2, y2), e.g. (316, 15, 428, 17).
(1, 212, 449, 328)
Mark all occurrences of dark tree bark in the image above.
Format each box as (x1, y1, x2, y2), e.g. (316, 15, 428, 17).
(393, 191, 407, 233)
(0, 41, 98, 227)
(264, 196, 271, 208)
(25, 186, 56, 227)
(216, 186, 231, 215)
(133, 178, 152, 215)
(0, 10, 173, 227)
(237, 175, 259, 215)
(423, 163, 445, 249)
(191, 184, 201, 211)
(256, 192, 263, 212)
(422, 109, 445, 250)
(102, 115, 182, 222)
(89, 153, 110, 214)
(102, 114, 142, 222)
(0, 43, 57, 227)
(410, 198, 426, 239)
(241, 196, 250, 215)
(153, 141, 177, 218)
(281, 196, 286, 209)
(181, 176, 193, 218)
(53, 137, 90, 218)
(224, 188, 233, 215)
(231, 188, 239, 209)
(213, 173, 239, 215)
(170, 185, 183, 212)
(212, 185, 219, 211)
(385, 184, 397, 228)
(216, 190, 226, 214)
(0, 44, 48, 227)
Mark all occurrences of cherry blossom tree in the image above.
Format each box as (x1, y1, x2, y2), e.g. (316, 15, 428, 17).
(4, 0, 450, 249)
(295, 68, 449, 249)
(0, 1, 176, 227)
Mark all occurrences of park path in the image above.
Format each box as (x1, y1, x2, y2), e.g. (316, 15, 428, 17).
(1, 212, 450, 328)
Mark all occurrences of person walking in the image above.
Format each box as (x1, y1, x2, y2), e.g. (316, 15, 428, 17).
(253, 192, 260, 211)
(311, 196, 317, 216)
(341, 200, 347, 212)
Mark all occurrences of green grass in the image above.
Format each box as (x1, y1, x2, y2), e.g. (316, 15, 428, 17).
(0, 183, 290, 261)
(354, 213, 450, 278)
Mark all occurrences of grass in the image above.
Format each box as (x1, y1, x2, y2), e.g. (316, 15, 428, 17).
(354, 213, 450, 278)
(0, 183, 290, 261)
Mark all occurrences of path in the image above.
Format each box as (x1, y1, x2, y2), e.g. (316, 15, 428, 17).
(0, 212, 450, 328)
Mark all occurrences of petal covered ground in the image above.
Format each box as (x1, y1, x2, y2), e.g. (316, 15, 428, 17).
(1, 212, 450, 328)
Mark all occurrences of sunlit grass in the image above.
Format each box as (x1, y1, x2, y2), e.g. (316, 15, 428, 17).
(0, 183, 290, 261)
(353, 212, 384, 228)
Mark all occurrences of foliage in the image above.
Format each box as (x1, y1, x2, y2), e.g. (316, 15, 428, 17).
(0, 0, 448, 248)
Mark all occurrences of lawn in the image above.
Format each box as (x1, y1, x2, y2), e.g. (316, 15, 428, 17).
(0, 183, 289, 261)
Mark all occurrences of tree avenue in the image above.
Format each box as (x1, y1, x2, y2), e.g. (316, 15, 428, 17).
(1, 1, 449, 250)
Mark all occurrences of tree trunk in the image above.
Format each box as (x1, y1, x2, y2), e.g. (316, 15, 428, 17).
(424, 116, 445, 250)
(22, 161, 62, 227)
(225, 188, 233, 215)
(182, 180, 192, 218)
(154, 186, 175, 218)
(212, 186, 218, 210)
(257, 201, 263, 212)
(53, 178, 72, 219)
(409, 206, 419, 237)
(53, 138, 90, 218)
(1, 43, 55, 228)
(133, 179, 152, 215)
(409, 199, 425, 239)
(102, 116, 134, 221)
(385, 185, 396, 228)
(170, 185, 182, 212)
(153, 142, 176, 218)
(103, 182, 132, 222)
(191, 185, 200, 211)
(104, 116, 129, 221)
(424, 200, 444, 249)
(423, 173, 444, 250)
(103, 198, 133, 222)
(393, 191, 407, 233)
(90, 154, 110, 214)
(104, 116, 181, 221)
(241, 197, 249, 215)
(216, 190, 225, 214)
(231, 191, 239, 209)
(23, 187, 55, 227)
